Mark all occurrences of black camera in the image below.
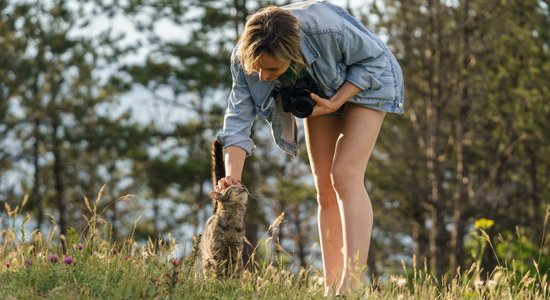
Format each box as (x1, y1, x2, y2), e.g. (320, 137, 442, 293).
(279, 77, 320, 118)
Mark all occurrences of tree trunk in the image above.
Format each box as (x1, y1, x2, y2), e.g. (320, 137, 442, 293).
(32, 120, 44, 231)
(429, 200, 445, 276)
(243, 215, 258, 270)
(233, 0, 247, 40)
(426, 53, 445, 277)
(52, 118, 66, 238)
(450, 0, 471, 274)
(293, 205, 307, 268)
(427, 0, 447, 277)
(366, 243, 379, 283)
(153, 190, 160, 235)
(111, 200, 118, 241)
(526, 144, 542, 237)
(412, 210, 429, 266)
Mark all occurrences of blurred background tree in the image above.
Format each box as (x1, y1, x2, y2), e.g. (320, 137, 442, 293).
(367, 0, 549, 276)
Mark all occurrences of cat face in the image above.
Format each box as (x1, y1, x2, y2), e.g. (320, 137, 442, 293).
(209, 185, 248, 206)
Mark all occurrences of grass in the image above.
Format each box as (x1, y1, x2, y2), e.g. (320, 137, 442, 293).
(1, 187, 548, 299)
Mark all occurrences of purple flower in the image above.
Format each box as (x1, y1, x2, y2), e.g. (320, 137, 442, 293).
(64, 256, 75, 265)
(170, 258, 181, 266)
(77, 243, 84, 250)
(49, 254, 59, 263)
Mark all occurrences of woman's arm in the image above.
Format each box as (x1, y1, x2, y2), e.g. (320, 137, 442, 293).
(216, 146, 246, 191)
(309, 81, 361, 117)
(216, 47, 257, 191)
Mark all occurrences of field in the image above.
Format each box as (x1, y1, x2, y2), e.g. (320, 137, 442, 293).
(1, 190, 548, 299)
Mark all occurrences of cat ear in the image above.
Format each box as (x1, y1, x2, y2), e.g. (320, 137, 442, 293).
(209, 190, 221, 201)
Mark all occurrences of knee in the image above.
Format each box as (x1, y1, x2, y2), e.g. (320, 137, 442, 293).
(313, 176, 338, 208)
(330, 162, 363, 194)
(317, 189, 338, 208)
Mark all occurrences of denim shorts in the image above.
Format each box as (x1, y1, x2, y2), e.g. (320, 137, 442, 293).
(324, 54, 404, 117)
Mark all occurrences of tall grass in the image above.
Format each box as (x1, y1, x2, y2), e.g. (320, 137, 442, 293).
(1, 186, 548, 299)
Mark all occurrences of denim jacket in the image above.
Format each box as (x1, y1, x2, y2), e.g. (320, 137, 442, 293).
(217, 0, 404, 157)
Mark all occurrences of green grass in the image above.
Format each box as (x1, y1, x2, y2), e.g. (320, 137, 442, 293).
(1, 188, 548, 299)
(1, 249, 547, 299)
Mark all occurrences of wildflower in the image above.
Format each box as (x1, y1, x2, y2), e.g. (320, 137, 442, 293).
(170, 258, 181, 266)
(474, 279, 484, 289)
(474, 218, 494, 230)
(49, 254, 59, 263)
(95, 253, 107, 260)
(391, 275, 407, 287)
(25, 259, 33, 267)
(77, 243, 84, 250)
(100, 240, 110, 250)
(64, 256, 75, 265)
(486, 279, 497, 289)
(396, 278, 407, 287)
(312, 275, 324, 286)
(256, 277, 264, 288)
(285, 278, 293, 287)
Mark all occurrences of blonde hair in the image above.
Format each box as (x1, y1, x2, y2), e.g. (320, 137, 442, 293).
(237, 6, 305, 74)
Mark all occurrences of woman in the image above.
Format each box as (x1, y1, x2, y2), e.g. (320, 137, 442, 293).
(215, 0, 404, 295)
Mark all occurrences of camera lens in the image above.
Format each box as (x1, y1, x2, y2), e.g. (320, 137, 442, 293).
(291, 95, 315, 118)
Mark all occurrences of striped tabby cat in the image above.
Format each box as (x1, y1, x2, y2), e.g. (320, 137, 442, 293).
(200, 139, 248, 277)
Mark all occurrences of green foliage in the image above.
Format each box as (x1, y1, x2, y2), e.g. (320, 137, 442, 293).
(0, 0, 146, 237)
(464, 213, 549, 286)
(495, 229, 550, 279)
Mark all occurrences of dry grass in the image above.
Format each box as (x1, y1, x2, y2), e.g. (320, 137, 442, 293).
(1, 186, 548, 299)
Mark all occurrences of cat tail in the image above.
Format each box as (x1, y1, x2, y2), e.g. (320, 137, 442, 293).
(211, 139, 225, 214)
(211, 139, 226, 186)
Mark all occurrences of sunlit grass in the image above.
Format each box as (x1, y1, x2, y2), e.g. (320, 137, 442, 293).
(1, 186, 548, 299)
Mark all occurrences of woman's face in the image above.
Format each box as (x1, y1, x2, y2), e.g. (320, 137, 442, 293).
(255, 52, 290, 81)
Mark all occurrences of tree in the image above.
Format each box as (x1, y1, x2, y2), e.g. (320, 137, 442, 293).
(2, 0, 138, 238)
(367, 0, 550, 276)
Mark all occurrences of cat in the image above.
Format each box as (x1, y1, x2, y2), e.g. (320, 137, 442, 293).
(199, 139, 248, 277)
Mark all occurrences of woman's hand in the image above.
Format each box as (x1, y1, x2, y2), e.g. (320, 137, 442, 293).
(308, 82, 362, 117)
(215, 175, 242, 192)
(309, 93, 340, 117)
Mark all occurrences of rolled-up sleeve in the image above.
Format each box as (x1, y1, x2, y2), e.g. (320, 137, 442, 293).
(216, 50, 257, 156)
(341, 23, 388, 91)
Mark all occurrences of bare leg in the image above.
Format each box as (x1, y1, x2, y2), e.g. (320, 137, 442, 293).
(304, 115, 343, 295)
(331, 105, 385, 295)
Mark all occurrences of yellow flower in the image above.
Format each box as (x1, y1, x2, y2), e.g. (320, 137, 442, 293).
(474, 218, 494, 229)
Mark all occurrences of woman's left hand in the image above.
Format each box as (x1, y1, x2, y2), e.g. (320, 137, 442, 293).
(308, 93, 339, 117)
